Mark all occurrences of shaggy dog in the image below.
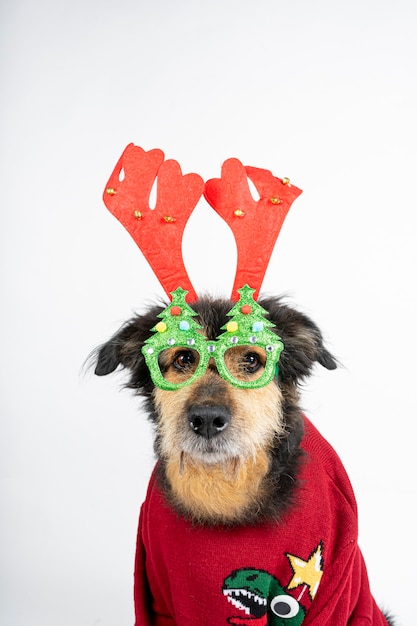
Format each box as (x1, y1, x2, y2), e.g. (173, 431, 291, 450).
(92, 295, 394, 625)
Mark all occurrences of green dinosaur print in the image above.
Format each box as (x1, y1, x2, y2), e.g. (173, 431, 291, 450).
(223, 568, 305, 625)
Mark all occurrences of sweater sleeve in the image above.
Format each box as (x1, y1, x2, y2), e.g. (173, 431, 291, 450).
(300, 419, 388, 625)
(134, 503, 154, 626)
(303, 542, 388, 625)
(134, 471, 177, 626)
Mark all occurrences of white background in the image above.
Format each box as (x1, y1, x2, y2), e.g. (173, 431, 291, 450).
(1, 1, 416, 624)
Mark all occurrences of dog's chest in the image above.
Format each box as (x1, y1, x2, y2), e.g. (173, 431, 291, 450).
(135, 423, 359, 625)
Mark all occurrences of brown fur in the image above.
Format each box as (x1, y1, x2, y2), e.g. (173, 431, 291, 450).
(164, 449, 271, 525)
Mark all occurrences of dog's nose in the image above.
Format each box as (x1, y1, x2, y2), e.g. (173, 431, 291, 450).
(187, 406, 231, 439)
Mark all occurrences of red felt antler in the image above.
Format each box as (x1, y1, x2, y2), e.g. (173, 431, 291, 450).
(204, 158, 302, 301)
(103, 144, 204, 302)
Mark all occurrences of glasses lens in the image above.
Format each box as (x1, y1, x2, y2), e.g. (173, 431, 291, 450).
(223, 346, 268, 383)
(158, 347, 201, 384)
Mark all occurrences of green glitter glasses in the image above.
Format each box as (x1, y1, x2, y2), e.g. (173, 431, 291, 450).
(142, 285, 284, 391)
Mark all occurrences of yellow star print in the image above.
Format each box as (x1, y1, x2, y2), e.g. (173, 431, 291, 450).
(286, 543, 324, 600)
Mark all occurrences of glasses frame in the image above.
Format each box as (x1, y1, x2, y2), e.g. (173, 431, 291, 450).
(142, 335, 283, 391)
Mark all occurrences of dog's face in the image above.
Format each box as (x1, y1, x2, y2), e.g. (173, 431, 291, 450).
(93, 296, 336, 525)
(154, 366, 283, 465)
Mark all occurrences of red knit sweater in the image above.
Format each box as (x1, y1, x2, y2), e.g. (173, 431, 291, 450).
(134, 417, 388, 625)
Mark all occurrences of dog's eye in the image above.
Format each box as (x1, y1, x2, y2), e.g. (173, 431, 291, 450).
(242, 352, 261, 373)
(173, 350, 197, 370)
(224, 347, 266, 382)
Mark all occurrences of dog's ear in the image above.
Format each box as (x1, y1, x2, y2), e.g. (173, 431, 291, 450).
(91, 304, 165, 391)
(94, 321, 140, 376)
(259, 297, 338, 384)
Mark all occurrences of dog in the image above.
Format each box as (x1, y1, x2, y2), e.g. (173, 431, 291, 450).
(92, 293, 394, 625)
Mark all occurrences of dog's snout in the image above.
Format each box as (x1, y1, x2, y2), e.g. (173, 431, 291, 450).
(187, 406, 231, 439)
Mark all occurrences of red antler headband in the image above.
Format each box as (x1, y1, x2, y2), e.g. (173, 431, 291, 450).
(205, 158, 302, 301)
(103, 144, 302, 302)
(103, 144, 204, 302)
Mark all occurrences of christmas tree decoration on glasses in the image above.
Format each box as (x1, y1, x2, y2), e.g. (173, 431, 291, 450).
(103, 144, 302, 390)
